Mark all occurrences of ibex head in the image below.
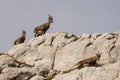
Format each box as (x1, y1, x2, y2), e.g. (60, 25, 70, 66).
(96, 50, 101, 61)
(22, 30, 26, 36)
(48, 15, 53, 23)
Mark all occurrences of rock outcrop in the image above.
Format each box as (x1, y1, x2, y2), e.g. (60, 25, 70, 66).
(1, 32, 120, 80)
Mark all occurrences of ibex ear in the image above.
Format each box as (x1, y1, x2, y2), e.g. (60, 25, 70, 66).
(96, 50, 102, 56)
(96, 50, 101, 54)
(95, 50, 101, 56)
(22, 30, 26, 33)
(48, 14, 50, 17)
(48, 14, 53, 18)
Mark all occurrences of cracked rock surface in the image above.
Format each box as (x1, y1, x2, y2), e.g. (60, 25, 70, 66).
(0, 32, 120, 80)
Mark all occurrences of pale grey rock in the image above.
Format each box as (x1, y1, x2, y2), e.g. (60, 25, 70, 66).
(0, 32, 120, 80)
(30, 75, 44, 80)
(91, 33, 102, 40)
(0, 74, 10, 80)
(54, 38, 96, 71)
(0, 55, 16, 70)
(81, 33, 91, 39)
(1, 67, 21, 80)
(53, 69, 81, 80)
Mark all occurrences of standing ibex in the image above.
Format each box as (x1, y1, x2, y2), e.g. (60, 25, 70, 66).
(33, 15, 53, 37)
(14, 30, 26, 45)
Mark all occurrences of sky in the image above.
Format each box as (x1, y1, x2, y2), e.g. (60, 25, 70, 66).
(0, 0, 120, 52)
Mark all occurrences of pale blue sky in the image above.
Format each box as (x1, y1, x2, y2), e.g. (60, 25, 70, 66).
(0, 0, 120, 52)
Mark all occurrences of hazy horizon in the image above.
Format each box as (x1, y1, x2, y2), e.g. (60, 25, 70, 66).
(0, 0, 120, 52)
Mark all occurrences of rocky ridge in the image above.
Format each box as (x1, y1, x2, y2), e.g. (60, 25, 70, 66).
(0, 32, 120, 80)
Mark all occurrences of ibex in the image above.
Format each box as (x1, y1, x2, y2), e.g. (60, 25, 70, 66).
(63, 51, 101, 73)
(33, 15, 53, 37)
(76, 53, 101, 68)
(14, 30, 26, 45)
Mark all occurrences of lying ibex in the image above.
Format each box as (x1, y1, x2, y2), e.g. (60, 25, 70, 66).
(14, 30, 26, 45)
(76, 53, 101, 68)
(34, 15, 53, 37)
(63, 51, 101, 73)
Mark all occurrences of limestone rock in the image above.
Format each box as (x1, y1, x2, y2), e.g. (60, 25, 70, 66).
(0, 32, 120, 80)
